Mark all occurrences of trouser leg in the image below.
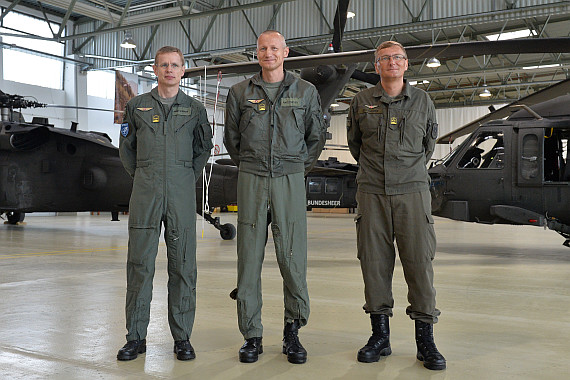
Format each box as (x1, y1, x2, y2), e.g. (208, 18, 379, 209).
(270, 173, 310, 326)
(125, 225, 160, 341)
(165, 215, 197, 341)
(355, 191, 396, 316)
(236, 172, 268, 339)
(392, 191, 440, 323)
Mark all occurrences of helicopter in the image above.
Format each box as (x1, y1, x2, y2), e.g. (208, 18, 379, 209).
(428, 78, 570, 247)
(0, 90, 238, 240)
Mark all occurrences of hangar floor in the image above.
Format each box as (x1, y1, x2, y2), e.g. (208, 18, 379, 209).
(1, 212, 569, 379)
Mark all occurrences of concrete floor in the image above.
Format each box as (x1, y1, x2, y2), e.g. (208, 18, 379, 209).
(1, 212, 569, 380)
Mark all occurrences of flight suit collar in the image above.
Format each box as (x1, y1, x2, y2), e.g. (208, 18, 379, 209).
(149, 87, 187, 105)
(372, 79, 411, 103)
(250, 70, 296, 88)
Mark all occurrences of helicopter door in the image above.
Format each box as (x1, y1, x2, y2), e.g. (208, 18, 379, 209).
(449, 130, 507, 222)
(516, 128, 543, 186)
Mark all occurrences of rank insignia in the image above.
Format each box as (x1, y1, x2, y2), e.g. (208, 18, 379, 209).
(390, 117, 398, 125)
(258, 102, 266, 111)
(137, 107, 153, 111)
(120, 123, 129, 137)
(152, 115, 160, 123)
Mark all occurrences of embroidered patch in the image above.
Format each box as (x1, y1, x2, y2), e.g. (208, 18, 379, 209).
(152, 115, 160, 123)
(258, 102, 266, 111)
(431, 122, 439, 139)
(364, 105, 378, 109)
(390, 117, 398, 125)
(247, 99, 264, 104)
(281, 97, 302, 107)
(137, 107, 153, 111)
(172, 106, 191, 116)
(120, 123, 129, 137)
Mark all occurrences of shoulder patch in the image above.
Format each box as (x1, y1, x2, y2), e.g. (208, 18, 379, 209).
(120, 123, 129, 137)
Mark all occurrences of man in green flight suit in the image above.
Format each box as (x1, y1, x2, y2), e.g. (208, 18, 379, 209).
(224, 30, 326, 364)
(117, 46, 213, 361)
(347, 41, 446, 370)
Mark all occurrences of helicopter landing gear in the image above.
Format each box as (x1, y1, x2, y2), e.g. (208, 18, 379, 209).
(201, 212, 236, 240)
(5, 212, 25, 225)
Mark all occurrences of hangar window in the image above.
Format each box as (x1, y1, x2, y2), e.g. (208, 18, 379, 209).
(458, 131, 504, 169)
(1, 11, 65, 90)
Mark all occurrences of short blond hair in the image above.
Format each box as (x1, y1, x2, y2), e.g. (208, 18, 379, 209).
(154, 46, 185, 66)
(375, 41, 407, 61)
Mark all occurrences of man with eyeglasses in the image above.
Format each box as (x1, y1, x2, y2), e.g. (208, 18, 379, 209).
(347, 41, 445, 370)
(117, 46, 213, 361)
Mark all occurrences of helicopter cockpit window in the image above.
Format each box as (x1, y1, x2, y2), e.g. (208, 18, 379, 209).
(457, 131, 504, 169)
(325, 178, 341, 194)
(308, 178, 323, 194)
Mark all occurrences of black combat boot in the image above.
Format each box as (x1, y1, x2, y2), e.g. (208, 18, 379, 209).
(282, 320, 307, 364)
(174, 340, 196, 360)
(239, 337, 263, 363)
(357, 314, 392, 363)
(415, 320, 446, 370)
(117, 339, 146, 361)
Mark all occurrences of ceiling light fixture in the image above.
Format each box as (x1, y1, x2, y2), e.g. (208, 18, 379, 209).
(347, 11, 355, 18)
(426, 57, 441, 68)
(479, 84, 492, 97)
(120, 31, 136, 49)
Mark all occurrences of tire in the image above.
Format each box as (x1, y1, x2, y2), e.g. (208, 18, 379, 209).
(6, 212, 25, 224)
(220, 223, 236, 240)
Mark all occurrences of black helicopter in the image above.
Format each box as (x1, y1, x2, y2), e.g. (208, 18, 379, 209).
(428, 79, 570, 247)
(0, 90, 238, 239)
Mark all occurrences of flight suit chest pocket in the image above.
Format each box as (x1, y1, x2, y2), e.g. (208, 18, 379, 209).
(398, 111, 426, 153)
(358, 106, 383, 140)
(292, 108, 306, 134)
(134, 112, 157, 161)
(175, 120, 196, 162)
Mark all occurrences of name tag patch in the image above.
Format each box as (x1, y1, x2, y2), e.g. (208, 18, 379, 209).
(281, 97, 302, 107)
(173, 106, 191, 116)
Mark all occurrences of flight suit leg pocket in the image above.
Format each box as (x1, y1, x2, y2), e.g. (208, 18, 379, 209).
(127, 226, 156, 266)
(420, 191, 436, 260)
(354, 214, 363, 259)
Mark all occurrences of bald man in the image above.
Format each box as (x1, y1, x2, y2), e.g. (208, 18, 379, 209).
(224, 30, 326, 364)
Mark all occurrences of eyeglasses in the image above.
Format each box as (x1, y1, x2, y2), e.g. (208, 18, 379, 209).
(376, 54, 407, 63)
(157, 63, 181, 69)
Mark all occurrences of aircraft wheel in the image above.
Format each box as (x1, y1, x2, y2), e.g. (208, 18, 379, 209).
(6, 212, 25, 224)
(220, 223, 236, 240)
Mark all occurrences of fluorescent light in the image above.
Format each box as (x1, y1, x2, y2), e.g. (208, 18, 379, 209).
(426, 57, 441, 68)
(522, 63, 561, 70)
(330, 103, 340, 108)
(347, 11, 355, 18)
(486, 29, 536, 41)
(409, 80, 418, 86)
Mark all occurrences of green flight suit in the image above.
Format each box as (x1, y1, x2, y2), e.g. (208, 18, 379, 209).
(347, 80, 441, 324)
(224, 71, 326, 339)
(119, 87, 213, 341)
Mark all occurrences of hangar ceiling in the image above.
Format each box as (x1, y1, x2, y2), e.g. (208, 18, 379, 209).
(3, 0, 570, 109)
